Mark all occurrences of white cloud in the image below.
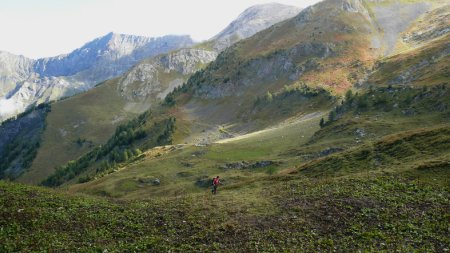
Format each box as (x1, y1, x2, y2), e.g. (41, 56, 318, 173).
(0, 0, 321, 59)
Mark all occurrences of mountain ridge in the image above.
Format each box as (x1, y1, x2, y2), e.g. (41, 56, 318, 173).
(211, 3, 302, 51)
(0, 33, 194, 122)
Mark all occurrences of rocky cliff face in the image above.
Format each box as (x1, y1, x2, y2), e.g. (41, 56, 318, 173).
(0, 51, 35, 97)
(194, 42, 336, 99)
(211, 3, 301, 51)
(0, 33, 193, 122)
(34, 33, 193, 80)
(119, 48, 218, 102)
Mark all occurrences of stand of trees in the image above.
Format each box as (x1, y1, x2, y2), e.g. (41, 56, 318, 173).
(253, 85, 329, 108)
(321, 84, 449, 127)
(41, 111, 177, 187)
(0, 103, 51, 179)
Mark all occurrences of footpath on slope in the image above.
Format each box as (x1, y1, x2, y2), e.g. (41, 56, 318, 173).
(215, 112, 325, 144)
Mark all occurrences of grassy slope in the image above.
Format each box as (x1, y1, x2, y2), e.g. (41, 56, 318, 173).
(3, 100, 449, 251)
(68, 111, 324, 198)
(2, 161, 449, 251)
(368, 34, 449, 87)
(3, 2, 449, 249)
(164, 0, 443, 145)
(70, 83, 450, 199)
(242, 0, 417, 92)
(18, 54, 200, 184)
(296, 125, 450, 181)
(181, 0, 380, 99)
(176, 87, 334, 147)
(18, 79, 136, 184)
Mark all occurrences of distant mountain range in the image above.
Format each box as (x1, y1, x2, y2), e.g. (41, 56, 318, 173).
(0, 3, 301, 122)
(0, 34, 194, 121)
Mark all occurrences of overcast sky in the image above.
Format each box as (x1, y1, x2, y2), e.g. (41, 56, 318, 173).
(0, 0, 321, 59)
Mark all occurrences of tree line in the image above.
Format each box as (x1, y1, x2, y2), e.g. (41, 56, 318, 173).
(41, 111, 177, 187)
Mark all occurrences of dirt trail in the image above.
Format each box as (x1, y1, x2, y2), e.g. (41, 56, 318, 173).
(215, 112, 324, 144)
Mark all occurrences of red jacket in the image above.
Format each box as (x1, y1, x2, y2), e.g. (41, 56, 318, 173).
(213, 178, 220, 186)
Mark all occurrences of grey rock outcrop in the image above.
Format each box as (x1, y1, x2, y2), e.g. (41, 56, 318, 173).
(118, 49, 218, 102)
(219, 160, 276, 170)
(402, 5, 450, 46)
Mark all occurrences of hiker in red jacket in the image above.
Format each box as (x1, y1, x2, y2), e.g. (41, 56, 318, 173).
(212, 176, 220, 195)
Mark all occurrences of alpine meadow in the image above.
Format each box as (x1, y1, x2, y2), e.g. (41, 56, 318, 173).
(0, 0, 449, 252)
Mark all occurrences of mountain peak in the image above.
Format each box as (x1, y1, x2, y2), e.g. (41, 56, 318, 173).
(32, 33, 193, 78)
(211, 3, 301, 51)
(240, 2, 300, 14)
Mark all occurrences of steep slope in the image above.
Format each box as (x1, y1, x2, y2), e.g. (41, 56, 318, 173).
(367, 34, 449, 87)
(11, 3, 299, 184)
(117, 48, 218, 112)
(167, 0, 385, 142)
(367, 3, 450, 87)
(0, 104, 50, 179)
(162, 0, 449, 142)
(188, 0, 439, 97)
(15, 49, 216, 184)
(400, 4, 450, 49)
(0, 33, 193, 121)
(211, 3, 301, 51)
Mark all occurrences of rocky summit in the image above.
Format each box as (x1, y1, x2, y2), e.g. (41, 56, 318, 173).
(211, 3, 301, 51)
